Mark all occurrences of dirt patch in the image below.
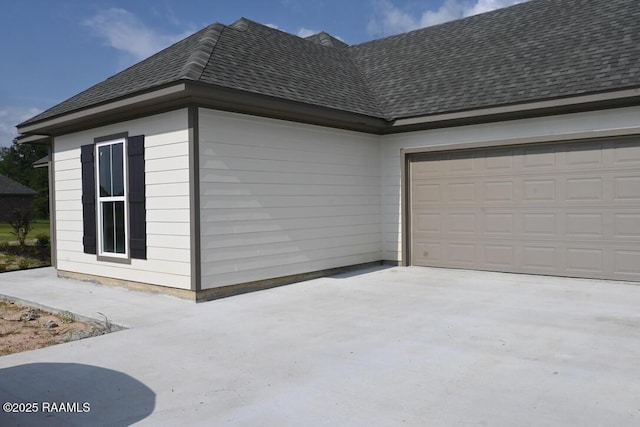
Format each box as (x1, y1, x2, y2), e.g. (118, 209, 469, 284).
(0, 300, 110, 356)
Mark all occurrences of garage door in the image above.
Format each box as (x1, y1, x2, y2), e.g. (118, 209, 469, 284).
(408, 137, 640, 281)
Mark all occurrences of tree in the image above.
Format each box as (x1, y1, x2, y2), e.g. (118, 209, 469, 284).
(0, 138, 49, 219)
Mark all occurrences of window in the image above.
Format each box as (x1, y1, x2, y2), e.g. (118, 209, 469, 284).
(96, 139, 127, 256)
(81, 134, 146, 260)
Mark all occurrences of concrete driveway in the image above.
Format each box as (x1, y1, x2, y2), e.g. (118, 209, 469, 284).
(1, 266, 639, 426)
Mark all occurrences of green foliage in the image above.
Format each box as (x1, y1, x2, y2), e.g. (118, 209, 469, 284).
(18, 259, 31, 269)
(59, 311, 76, 324)
(0, 219, 49, 244)
(0, 138, 49, 218)
(36, 233, 50, 248)
(9, 211, 32, 247)
(95, 312, 114, 334)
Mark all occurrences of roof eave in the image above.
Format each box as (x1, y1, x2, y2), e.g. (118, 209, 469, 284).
(16, 82, 639, 139)
(16, 134, 52, 145)
(17, 83, 189, 136)
(16, 81, 390, 137)
(388, 88, 640, 133)
(183, 81, 389, 133)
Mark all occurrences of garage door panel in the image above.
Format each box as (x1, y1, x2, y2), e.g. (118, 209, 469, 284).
(522, 246, 557, 270)
(615, 214, 640, 237)
(566, 248, 603, 273)
(447, 153, 476, 173)
(523, 179, 557, 201)
(413, 183, 441, 203)
(447, 213, 476, 234)
(412, 156, 444, 177)
(523, 146, 557, 168)
(416, 213, 442, 233)
(484, 213, 514, 234)
(566, 213, 603, 237)
(614, 176, 640, 200)
(409, 137, 640, 281)
(484, 245, 515, 268)
(565, 141, 604, 166)
(447, 182, 476, 202)
(413, 242, 442, 264)
(613, 138, 640, 164)
(615, 250, 640, 275)
(523, 213, 556, 235)
(485, 148, 515, 170)
(447, 243, 476, 265)
(484, 181, 514, 202)
(566, 177, 603, 201)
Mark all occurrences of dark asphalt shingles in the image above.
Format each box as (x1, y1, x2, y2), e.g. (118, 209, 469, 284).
(19, 0, 640, 127)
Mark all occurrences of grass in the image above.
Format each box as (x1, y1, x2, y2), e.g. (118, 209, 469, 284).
(0, 219, 51, 272)
(59, 310, 76, 324)
(0, 219, 50, 244)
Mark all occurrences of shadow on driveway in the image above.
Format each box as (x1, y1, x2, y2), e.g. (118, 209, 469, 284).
(0, 363, 155, 426)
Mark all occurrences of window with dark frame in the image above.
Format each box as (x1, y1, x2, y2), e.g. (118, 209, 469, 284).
(96, 138, 128, 256)
(81, 134, 146, 260)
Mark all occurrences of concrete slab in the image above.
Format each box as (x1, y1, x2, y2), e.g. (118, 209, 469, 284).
(0, 268, 192, 328)
(1, 266, 640, 426)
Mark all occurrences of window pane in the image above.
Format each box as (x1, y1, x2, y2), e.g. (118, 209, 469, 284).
(112, 143, 124, 197)
(97, 141, 127, 256)
(115, 201, 126, 254)
(98, 145, 112, 197)
(102, 202, 114, 253)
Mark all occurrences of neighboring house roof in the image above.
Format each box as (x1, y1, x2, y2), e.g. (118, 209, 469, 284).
(18, 0, 640, 132)
(0, 175, 37, 196)
(32, 154, 51, 168)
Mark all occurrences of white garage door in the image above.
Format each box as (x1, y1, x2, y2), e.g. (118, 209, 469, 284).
(408, 137, 640, 281)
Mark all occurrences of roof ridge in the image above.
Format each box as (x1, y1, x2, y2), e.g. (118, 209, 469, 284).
(304, 32, 349, 48)
(229, 17, 251, 31)
(179, 23, 225, 81)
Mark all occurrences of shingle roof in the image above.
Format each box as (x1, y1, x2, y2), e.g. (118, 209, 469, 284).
(19, 0, 640, 128)
(0, 175, 37, 196)
(32, 154, 51, 168)
(305, 32, 348, 49)
(197, 20, 384, 118)
(349, 0, 640, 119)
(22, 24, 224, 125)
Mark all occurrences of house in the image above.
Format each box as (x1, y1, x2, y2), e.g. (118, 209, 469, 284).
(0, 174, 37, 223)
(16, 0, 640, 300)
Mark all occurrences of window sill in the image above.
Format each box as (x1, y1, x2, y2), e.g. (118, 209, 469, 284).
(97, 255, 132, 265)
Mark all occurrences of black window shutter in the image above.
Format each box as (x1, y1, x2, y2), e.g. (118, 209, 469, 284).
(128, 135, 147, 259)
(81, 144, 96, 254)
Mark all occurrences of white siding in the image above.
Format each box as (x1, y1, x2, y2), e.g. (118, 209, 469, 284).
(54, 109, 192, 289)
(381, 106, 640, 262)
(199, 109, 381, 289)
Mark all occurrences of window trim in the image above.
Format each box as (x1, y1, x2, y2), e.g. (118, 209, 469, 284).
(95, 137, 129, 259)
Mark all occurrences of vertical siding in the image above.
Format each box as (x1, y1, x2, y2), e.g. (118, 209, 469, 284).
(199, 109, 381, 289)
(380, 106, 640, 262)
(54, 109, 192, 289)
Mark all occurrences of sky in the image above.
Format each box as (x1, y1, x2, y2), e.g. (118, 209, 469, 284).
(0, 0, 527, 147)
